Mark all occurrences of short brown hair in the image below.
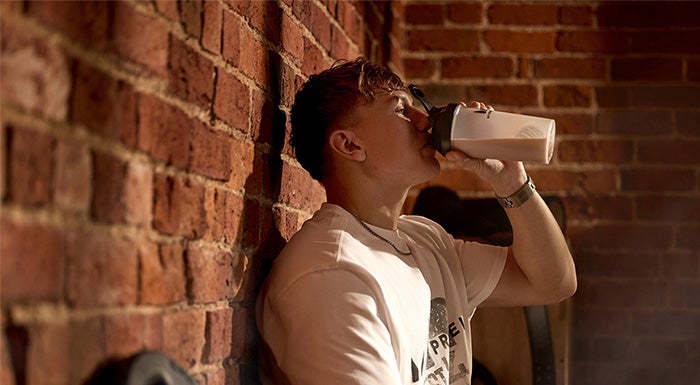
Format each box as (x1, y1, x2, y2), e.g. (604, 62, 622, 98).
(290, 57, 405, 181)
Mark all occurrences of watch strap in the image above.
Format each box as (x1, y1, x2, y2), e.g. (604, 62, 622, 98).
(497, 175, 536, 209)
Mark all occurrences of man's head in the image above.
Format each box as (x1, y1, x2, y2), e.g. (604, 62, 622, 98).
(290, 57, 406, 181)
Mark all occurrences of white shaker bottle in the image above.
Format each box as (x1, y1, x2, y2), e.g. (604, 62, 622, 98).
(408, 84, 556, 164)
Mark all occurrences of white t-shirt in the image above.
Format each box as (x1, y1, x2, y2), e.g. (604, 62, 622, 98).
(256, 203, 507, 385)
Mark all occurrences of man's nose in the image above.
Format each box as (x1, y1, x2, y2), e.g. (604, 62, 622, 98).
(409, 107, 431, 133)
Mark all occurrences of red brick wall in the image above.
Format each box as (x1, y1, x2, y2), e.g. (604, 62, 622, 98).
(402, 1, 700, 384)
(0, 1, 391, 384)
(2, 1, 699, 385)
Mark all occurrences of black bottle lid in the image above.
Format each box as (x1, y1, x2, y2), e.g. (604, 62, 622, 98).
(408, 84, 456, 155)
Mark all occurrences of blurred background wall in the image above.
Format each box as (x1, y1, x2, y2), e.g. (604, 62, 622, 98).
(1, 1, 698, 385)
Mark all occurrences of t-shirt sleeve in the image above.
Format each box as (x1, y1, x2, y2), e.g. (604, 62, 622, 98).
(456, 240, 508, 308)
(258, 268, 403, 385)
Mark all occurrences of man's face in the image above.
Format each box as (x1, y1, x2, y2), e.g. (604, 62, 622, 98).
(350, 89, 441, 186)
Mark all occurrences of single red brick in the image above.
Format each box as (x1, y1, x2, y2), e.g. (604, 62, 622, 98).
(137, 94, 192, 168)
(597, 85, 700, 109)
(153, 173, 206, 239)
(663, 251, 699, 280)
(447, 2, 482, 24)
(248, 0, 282, 46)
(124, 160, 153, 225)
(621, 168, 695, 192)
(465, 84, 539, 107)
(222, 10, 241, 66)
(557, 30, 628, 53)
(0, 218, 64, 302)
(26, 323, 71, 385)
(534, 58, 606, 79)
(543, 85, 592, 107)
(213, 68, 249, 132)
(330, 23, 355, 61)
(337, 0, 362, 45)
(559, 5, 594, 26)
(69, 317, 106, 384)
(597, 2, 700, 28)
(638, 139, 700, 164)
(281, 12, 304, 63)
(676, 225, 700, 249)
(441, 56, 514, 78)
(582, 279, 667, 307)
(611, 58, 683, 81)
(204, 308, 234, 363)
(139, 241, 186, 305)
(273, 205, 301, 242)
(637, 196, 700, 222)
(168, 36, 214, 109)
(53, 139, 91, 213)
(91, 151, 127, 224)
(179, 0, 202, 38)
(485, 30, 555, 53)
(594, 223, 674, 251)
(227, 137, 255, 190)
(201, 0, 223, 54)
(190, 122, 232, 181)
(279, 162, 326, 212)
(558, 139, 633, 163)
(564, 195, 635, 222)
(579, 170, 618, 193)
(71, 61, 138, 146)
(405, 3, 444, 25)
(408, 29, 480, 52)
(231, 306, 256, 361)
(154, 0, 178, 20)
(251, 90, 274, 144)
(403, 58, 436, 80)
(6, 125, 53, 206)
(26, 0, 110, 50)
(688, 60, 700, 82)
(677, 111, 700, 136)
(545, 112, 594, 135)
(204, 187, 243, 243)
(186, 243, 234, 303)
(488, 4, 557, 25)
(104, 313, 150, 358)
(301, 37, 328, 76)
(597, 110, 673, 136)
(238, 28, 270, 90)
(162, 309, 206, 369)
(112, 1, 168, 76)
(0, 18, 71, 121)
(66, 231, 138, 307)
(203, 369, 227, 385)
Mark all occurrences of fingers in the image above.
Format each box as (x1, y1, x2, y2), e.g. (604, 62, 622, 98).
(465, 100, 494, 111)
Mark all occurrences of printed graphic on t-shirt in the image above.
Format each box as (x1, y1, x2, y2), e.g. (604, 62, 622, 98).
(424, 298, 470, 385)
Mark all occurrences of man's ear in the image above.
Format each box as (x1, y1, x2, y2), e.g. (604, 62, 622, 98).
(328, 130, 366, 161)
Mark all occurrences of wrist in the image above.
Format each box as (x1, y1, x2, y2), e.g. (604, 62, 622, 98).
(496, 174, 536, 209)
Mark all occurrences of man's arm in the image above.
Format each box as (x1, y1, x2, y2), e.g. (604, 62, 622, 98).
(482, 187, 577, 306)
(446, 149, 577, 307)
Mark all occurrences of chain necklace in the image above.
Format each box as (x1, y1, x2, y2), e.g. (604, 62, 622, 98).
(349, 212, 413, 256)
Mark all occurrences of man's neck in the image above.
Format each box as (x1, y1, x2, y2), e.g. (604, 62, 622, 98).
(324, 181, 408, 230)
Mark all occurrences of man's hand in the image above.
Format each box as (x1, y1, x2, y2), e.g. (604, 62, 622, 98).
(443, 101, 528, 197)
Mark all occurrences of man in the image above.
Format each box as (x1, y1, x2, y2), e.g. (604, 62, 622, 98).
(256, 57, 576, 385)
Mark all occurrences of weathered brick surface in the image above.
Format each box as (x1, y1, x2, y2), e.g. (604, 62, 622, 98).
(162, 309, 206, 369)
(66, 231, 138, 307)
(139, 241, 187, 305)
(6, 125, 53, 206)
(2, 1, 698, 384)
(0, 218, 64, 302)
(186, 243, 235, 303)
